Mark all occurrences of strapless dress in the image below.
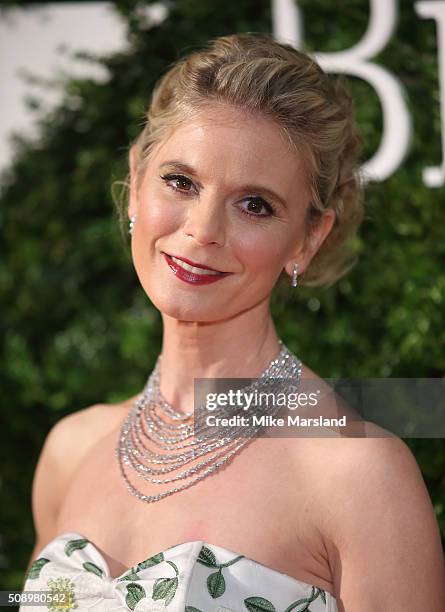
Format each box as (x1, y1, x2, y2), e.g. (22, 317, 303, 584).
(21, 532, 339, 611)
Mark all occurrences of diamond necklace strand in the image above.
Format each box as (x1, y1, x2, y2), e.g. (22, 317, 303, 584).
(116, 340, 302, 503)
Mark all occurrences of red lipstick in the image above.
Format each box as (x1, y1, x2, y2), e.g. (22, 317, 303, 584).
(162, 253, 232, 285)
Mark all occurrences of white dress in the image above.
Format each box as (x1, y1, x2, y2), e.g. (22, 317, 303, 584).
(21, 532, 339, 611)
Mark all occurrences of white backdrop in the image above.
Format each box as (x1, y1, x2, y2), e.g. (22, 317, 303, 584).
(0, 2, 166, 173)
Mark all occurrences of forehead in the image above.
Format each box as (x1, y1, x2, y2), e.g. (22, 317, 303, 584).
(148, 104, 308, 187)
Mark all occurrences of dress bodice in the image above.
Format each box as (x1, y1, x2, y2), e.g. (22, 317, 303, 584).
(21, 532, 338, 611)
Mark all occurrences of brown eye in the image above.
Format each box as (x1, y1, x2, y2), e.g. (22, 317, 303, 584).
(239, 197, 275, 218)
(160, 173, 194, 193)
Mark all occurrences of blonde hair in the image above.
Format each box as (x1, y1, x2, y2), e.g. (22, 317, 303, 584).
(117, 32, 365, 288)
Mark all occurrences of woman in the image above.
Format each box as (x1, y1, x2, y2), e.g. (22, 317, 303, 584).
(21, 33, 445, 611)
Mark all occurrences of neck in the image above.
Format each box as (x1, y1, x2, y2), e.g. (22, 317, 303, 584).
(158, 299, 283, 414)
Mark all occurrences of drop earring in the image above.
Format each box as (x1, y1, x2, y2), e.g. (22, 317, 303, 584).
(129, 214, 137, 235)
(291, 263, 299, 288)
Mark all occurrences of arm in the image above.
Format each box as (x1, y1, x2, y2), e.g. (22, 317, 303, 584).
(322, 436, 445, 611)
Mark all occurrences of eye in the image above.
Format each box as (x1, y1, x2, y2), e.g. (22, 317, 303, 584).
(160, 173, 195, 194)
(239, 197, 276, 218)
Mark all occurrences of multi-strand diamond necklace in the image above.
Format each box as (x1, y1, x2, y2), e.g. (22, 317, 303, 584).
(115, 340, 302, 503)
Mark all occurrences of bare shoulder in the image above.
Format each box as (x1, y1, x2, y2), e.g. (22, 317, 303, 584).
(43, 399, 133, 470)
(26, 395, 137, 573)
(287, 363, 445, 609)
(311, 432, 445, 610)
(297, 363, 439, 528)
(35, 394, 138, 488)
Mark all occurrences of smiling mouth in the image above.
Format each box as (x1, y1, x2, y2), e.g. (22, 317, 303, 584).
(163, 253, 228, 275)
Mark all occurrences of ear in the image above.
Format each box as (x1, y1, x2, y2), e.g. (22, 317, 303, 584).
(284, 208, 336, 277)
(128, 144, 139, 220)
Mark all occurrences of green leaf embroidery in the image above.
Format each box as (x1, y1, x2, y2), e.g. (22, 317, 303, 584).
(166, 560, 179, 576)
(117, 552, 166, 582)
(185, 607, 203, 612)
(284, 587, 323, 612)
(27, 557, 50, 579)
(164, 582, 178, 606)
(198, 545, 243, 599)
(197, 546, 218, 567)
(136, 552, 164, 570)
(125, 583, 146, 610)
(207, 569, 225, 598)
(283, 599, 312, 612)
(243, 586, 327, 612)
(117, 570, 140, 582)
(244, 596, 277, 612)
(152, 577, 178, 606)
(82, 561, 103, 578)
(64, 538, 89, 557)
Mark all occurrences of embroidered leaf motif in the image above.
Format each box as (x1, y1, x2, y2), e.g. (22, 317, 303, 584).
(185, 607, 203, 612)
(27, 557, 50, 579)
(317, 588, 326, 604)
(82, 561, 104, 578)
(283, 599, 312, 612)
(125, 583, 146, 610)
(166, 560, 179, 576)
(244, 596, 277, 612)
(207, 569, 225, 598)
(197, 546, 218, 567)
(117, 571, 141, 582)
(64, 538, 89, 557)
(136, 552, 164, 570)
(284, 587, 321, 612)
(152, 576, 178, 606)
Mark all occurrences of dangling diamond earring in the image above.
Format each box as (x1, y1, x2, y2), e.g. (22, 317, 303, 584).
(291, 263, 299, 288)
(129, 214, 137, 235)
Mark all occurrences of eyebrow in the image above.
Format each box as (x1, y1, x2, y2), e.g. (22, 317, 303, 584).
(158, 160, 288, 209)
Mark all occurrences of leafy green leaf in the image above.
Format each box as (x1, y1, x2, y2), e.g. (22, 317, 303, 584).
(27, 558, 50, 580)
(207, 569, 225, 598)
(82, 561, 104, 577)
(152, 576, 178, 605)
(136, 552, 164, 570)
(283, 598, 313, 612)
(197, 546, 218, 567)
(125, 583, 146, 610)
(117, 571, 141, 582)
(64, 538, 89, 557)
(244, 596, 277, 612)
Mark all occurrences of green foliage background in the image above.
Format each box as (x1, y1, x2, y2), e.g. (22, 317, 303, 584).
(1, 0, 444, 591)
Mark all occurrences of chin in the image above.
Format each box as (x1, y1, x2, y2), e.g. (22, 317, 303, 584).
(161, 305, 227, 324)
(145, 290, 228, 323)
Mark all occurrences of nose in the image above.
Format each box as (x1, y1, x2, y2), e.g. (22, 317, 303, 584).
(182, 194, 225, 247)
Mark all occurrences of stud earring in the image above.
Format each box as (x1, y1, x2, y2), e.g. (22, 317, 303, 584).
(129, 214, 137, 235)
(291, 263, 299, 288)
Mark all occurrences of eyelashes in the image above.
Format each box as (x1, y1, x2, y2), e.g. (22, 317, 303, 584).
(159, 173, 277, 219)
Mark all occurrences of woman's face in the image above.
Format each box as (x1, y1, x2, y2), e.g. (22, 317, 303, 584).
(128, 104, 334, 322)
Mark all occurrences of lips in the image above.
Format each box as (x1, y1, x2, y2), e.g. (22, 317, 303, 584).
(162, 252, 232, 285)
(165, 253, 226, 273)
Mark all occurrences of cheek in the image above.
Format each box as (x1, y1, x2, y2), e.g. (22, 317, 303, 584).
(230, 225, 290, 277)
(130, 196, 179, 276)
(139, 194, 182, 239)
